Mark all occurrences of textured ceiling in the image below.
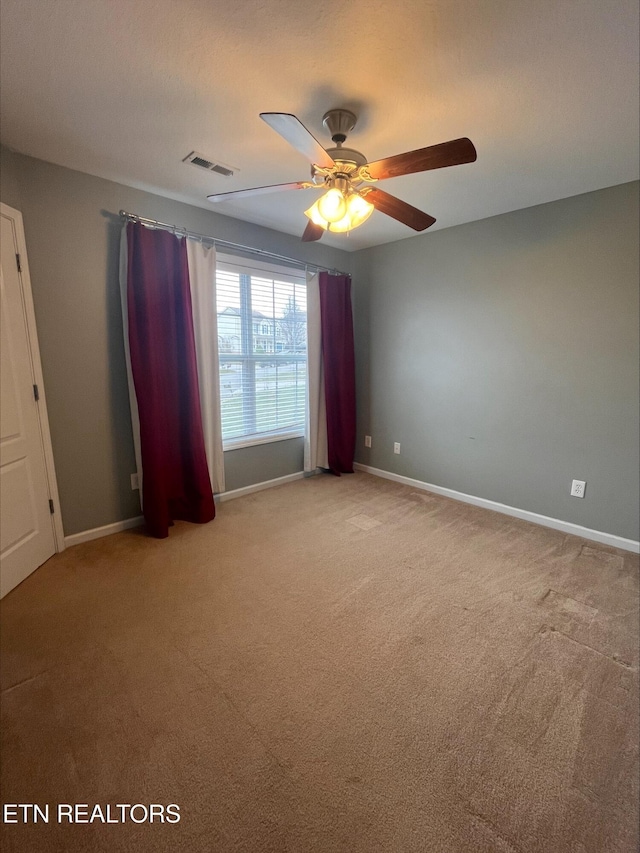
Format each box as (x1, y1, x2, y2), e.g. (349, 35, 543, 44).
(1, 0, 638, 251)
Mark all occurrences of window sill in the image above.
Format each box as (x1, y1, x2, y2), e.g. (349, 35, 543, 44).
(223, 430, 304, 451)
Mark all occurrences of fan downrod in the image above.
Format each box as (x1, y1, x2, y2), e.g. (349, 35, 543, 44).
(320, 109, 367, 171)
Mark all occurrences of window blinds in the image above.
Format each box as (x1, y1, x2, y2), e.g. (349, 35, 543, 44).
(216, 257, 307, 447)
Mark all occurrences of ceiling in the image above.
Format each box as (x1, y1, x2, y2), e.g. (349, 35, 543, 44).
(1, 0, 638, 251)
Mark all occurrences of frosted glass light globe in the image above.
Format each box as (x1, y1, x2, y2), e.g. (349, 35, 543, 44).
(329, 193, 374, 233)
(317, 188, 348, 224)
(304, 201, 328, 229)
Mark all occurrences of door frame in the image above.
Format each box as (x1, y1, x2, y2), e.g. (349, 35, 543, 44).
(1, 202, 65, 553)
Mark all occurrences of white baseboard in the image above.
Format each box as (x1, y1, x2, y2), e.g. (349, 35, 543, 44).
(65, 466, 636, 555)
(64, 516, 144, 547)
(63, 473, 308, 547)
(354, 463, 640, 554)
(217, 471, 305, 502)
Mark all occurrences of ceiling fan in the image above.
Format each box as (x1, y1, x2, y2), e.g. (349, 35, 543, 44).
(207, 109, 477, 242)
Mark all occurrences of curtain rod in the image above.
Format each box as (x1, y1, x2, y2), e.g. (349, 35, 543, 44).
(119, 210, 349, 277)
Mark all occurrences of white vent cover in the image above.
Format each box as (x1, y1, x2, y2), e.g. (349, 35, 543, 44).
(183, 151, 237, 177)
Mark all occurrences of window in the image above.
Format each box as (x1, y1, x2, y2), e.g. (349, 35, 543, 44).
(216, 255, 307, 448)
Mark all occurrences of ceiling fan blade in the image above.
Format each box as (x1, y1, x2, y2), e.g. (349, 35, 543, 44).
(207, 181, 313, 203)
(361, 188, 436, 231)
(260, 113, 335, 168)
(301, 220, 325, 242)
(366, 138, 477, 181)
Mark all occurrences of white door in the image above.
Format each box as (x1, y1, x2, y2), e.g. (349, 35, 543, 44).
(1, 205, 60, 597)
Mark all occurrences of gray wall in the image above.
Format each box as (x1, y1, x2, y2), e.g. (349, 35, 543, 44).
(223, 440, 304, 491)
(1, 149, 350, 535)
(3, 146, 637, 542)
(0, 146, 22, 209)
(352, 182, 640, 541)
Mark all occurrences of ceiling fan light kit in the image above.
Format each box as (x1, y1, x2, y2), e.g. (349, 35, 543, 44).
(207, 108, 477, 242)
(305, 189, 374, 234)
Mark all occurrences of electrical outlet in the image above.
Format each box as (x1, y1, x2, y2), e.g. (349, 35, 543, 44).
(364, 435, 372, 448)
(393, 442, 401, 454)
(131, 473, 139, 490)
(570, 479, 586, 498)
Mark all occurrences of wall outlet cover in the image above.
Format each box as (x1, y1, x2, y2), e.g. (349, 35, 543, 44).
(364, 435, 372, 448)
(570, 479, 586, 498)
(393, 442, 401, 454)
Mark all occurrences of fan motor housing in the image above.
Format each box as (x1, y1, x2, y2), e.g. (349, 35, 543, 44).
(325, 146, 368, 169)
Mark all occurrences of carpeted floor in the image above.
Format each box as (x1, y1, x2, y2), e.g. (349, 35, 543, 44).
(1, 471, 638, 852)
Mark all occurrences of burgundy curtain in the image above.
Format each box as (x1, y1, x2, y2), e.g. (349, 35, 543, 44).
(319, 272, 356, 475)
(126, 222, 215, 538)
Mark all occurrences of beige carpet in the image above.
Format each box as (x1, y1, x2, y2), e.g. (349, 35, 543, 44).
(1, 472, 638, 852)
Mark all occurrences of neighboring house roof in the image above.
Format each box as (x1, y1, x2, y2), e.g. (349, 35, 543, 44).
(219, 307, 271, 320)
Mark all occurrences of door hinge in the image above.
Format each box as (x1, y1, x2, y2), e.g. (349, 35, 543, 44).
(49, 499, 55, 514)
(16, 253, 21, 272)
(33, 384, 40, 401)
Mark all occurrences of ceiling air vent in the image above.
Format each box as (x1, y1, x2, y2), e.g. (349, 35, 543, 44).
(183, 151, 237, 177)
